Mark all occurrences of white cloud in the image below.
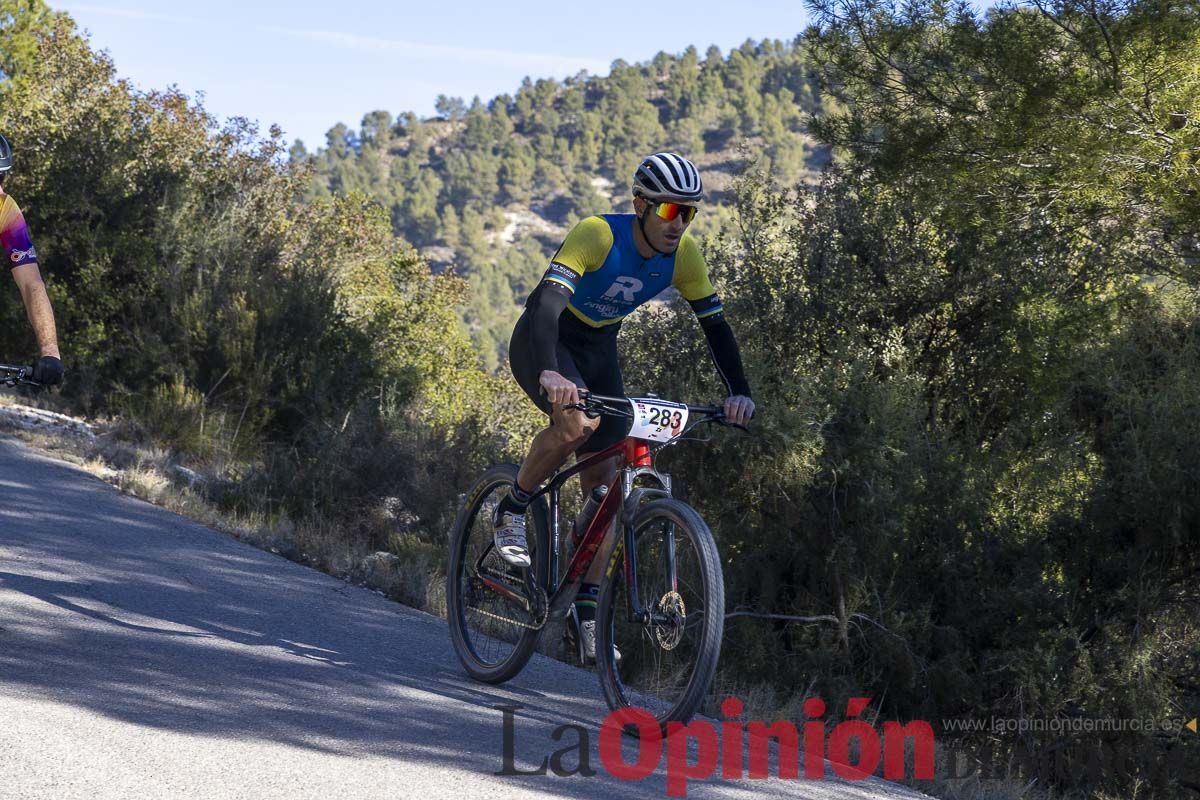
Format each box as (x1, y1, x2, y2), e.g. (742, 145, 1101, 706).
(264, 26, 609, 77)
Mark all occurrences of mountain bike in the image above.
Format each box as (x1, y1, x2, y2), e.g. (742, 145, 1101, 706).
(0, 363, 43, 388)
(447, 391, 745, 730)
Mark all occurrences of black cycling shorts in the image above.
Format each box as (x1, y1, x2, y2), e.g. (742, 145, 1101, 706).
(509, 310, 628, 454)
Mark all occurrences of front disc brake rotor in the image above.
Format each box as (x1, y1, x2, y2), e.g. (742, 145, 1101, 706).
(655, 591, 686, 650)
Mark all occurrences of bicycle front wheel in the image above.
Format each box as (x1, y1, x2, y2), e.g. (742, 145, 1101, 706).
(595, 498, 725, 729)
(446, 463, 549, 684)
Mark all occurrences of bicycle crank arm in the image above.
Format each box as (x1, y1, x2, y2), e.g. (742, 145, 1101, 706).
(476, 573, 534, 613)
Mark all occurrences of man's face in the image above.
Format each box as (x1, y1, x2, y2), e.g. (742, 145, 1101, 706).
(635, 197, 695, 253)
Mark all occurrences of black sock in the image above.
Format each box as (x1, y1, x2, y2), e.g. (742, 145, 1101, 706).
(575, 583, 599, 622)
(498, 480, 534, 516)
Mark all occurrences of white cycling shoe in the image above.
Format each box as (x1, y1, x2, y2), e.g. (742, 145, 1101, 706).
(493, 510, 530, 568)
(576, 617, 621, 665)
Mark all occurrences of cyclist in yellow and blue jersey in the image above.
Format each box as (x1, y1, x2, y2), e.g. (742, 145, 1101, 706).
(1, 133, 63, 386)
(496, 152, 754, 664)
(538, 213, 723, 327)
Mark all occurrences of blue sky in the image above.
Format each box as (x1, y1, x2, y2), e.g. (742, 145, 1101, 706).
(56, 2, 813, 151)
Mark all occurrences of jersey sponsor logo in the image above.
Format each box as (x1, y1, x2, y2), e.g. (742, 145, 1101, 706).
(601, 276, 644, 303)
(582, 300, 623, 318)
(9, 245, 37, 264)
(547, 261, 579, 284)
(689, 293, 722, 314)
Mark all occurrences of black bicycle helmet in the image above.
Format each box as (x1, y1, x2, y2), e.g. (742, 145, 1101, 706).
(0, 134, 12, 173)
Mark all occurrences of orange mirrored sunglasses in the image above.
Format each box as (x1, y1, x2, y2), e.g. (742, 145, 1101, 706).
(652, 201, 698, 224)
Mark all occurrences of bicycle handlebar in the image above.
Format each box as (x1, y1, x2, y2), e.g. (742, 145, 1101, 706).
(579, 391, 726, 417)
(570, 390, 753, 434)
(0, 362, 40, 387)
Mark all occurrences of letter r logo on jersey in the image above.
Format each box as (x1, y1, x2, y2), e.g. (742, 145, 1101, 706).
(601, 276, 644, 303)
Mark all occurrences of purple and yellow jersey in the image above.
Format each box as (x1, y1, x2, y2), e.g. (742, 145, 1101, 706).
(0, 192, 38, 269)
(541, 214, 722, 327)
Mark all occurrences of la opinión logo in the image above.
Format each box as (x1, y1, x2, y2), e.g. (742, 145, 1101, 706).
(497, 696, 935, 797)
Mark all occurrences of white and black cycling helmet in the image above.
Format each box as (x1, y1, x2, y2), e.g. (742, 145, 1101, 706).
(632, 152, 703, 204)
(0, 134, 12, 174)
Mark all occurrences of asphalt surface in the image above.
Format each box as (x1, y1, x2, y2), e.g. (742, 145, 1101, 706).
(0, 433, 934, 800)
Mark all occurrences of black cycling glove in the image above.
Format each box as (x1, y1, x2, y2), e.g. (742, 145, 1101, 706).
(33, 355, 64, 386)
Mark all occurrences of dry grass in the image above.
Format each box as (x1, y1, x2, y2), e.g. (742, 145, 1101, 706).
(0, 396, 443, 618)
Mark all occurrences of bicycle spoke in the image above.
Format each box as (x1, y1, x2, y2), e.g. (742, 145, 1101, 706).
(606, 511, 714, 721)
(447, 467, 546, 683)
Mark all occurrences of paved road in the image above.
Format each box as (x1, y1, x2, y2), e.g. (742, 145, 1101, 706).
(0, 434, 933, 800)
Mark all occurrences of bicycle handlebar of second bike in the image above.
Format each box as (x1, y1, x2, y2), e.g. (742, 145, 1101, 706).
(0, 363, 42, 388)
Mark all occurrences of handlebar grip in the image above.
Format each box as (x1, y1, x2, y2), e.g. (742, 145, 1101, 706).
(689, 405, 724, 416)
(0, 363, 34, 381)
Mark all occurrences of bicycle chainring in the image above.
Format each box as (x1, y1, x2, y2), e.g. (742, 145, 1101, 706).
(466, 567, 548, 631)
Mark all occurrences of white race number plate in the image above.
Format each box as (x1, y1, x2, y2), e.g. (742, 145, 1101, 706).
(627, 397, 689, 442)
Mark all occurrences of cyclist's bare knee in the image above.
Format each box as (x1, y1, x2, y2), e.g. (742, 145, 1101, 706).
(550, 405, 599, 450)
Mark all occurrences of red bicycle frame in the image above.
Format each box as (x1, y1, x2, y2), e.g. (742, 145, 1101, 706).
(533, 434, 667, 625)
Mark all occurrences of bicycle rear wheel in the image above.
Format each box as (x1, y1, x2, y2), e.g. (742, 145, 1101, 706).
(446, 463, 549, 683)
(595, 498, 724, 730)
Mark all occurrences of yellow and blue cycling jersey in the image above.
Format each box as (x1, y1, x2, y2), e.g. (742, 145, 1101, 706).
(513, 211, 751, 440)
(540, 214, 724, 326)
(0, 192, 38, 269)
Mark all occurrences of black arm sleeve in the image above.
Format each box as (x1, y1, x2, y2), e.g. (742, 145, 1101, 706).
(699, 314, 752, 398)
(526, 282, 572, 377)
